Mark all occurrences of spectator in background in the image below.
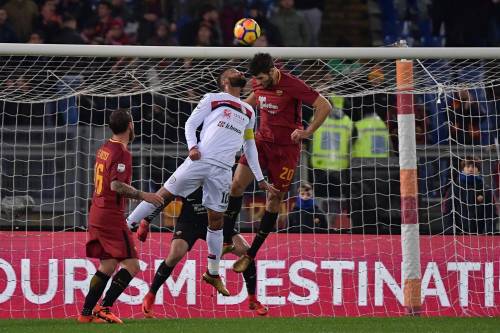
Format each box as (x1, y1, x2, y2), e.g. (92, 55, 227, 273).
(91, 1, 114, 41)
(0, 8, 18, 42)
(310, 96, 353, 200)
(443, 157, 498, 234)
(288, 182, 328, 233)
(220, 0, 244, 45)
(3, 0, 38, 42)
(80, 22, 97, 44)
(351, 112, 391, 159)
(448, 89, 485, 145)
(146, 19, 177, 46)
(294, 0, 324, 46)
(195, 22, 214, 46)
(135, 0, 175, 45)
(178, 3, 222, 46)
(111, 0, 134, 24)
(27, 31, 44, 43)
(57, 0, 93, 31)
(431, 0, 496, 46)
(105, 18, 129, 45)
(54, 14, 85, 44)
(347, 66, 397, 149)
(35, 0, 62, 43)
(271, 0, 309, 46)
(248, 1, 282, 46)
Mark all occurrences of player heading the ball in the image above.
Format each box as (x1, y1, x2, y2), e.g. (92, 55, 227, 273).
(126, 67, 278, 296)
(224, 53, 332, 273)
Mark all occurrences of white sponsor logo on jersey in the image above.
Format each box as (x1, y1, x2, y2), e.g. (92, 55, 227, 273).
(117, 163, 126, 173)
(258, 96, 279, 114)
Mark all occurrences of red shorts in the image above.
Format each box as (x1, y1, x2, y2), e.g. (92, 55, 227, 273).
(239, 139, 300, 192)
(86, 209, 138, 260)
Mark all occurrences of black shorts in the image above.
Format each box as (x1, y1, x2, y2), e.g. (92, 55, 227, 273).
(172, 219, 239, 251)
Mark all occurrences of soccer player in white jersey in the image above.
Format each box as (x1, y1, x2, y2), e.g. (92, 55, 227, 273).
(126, 68, 278, 295)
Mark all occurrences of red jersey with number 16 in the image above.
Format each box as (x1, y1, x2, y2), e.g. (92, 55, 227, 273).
(252, 70, 319, 145)
(91, 139, 132, 218)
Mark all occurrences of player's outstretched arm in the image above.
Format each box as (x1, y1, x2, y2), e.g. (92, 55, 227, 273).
(291, 94, 332, 143)
(110, 180, 164, 206)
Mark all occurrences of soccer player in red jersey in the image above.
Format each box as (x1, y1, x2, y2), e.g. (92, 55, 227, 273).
(78, 109, 163, 324)
(226, 53, 332, 273)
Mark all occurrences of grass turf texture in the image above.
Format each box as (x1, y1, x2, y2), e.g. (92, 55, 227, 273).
(1, 317, 500, 333)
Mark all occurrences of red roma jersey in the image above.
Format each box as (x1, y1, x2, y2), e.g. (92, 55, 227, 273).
(252, 70, 319, 145)
(90, 139, 132, 217)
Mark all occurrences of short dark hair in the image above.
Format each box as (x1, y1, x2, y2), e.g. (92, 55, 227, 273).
(109, 109, 132, 134)
(248, 53, 274, 76)
(99, 1, 112, 9)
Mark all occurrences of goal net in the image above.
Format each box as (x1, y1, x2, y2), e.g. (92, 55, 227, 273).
(0, 45, 499, 318)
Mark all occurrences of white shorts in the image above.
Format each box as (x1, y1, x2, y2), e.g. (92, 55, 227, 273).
(164, 159, 232, 212)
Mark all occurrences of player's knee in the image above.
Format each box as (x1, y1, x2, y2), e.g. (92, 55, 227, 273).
(266, 193, 282, 212)
(233, 243, 249, 256)
(208, 211, 224, 229)
(98, 259, 118, 275)
(208, 219, 223, 230)
(124, 260, 140, 276)
(230, 179, 247, 196)
(165, 251, 185, 267)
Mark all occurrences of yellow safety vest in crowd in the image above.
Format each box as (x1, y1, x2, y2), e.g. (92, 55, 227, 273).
(311, 115, 353, 170)
(352, 115, 390, 158)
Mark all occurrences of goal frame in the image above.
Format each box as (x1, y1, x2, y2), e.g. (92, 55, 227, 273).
(1, 44, 499, 316)
(1, 43, 500, 59)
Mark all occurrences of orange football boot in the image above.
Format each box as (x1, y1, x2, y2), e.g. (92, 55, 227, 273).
(77, 314, 106, 323)
(248, 295, 268, 316)
(93, 305, 123, 324)
(142, 292, 156, 318)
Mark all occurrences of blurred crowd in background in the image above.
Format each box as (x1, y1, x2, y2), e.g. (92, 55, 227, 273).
(0, 0, 498, 47)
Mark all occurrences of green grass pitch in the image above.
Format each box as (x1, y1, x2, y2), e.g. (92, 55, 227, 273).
(1, 317, 500, 333)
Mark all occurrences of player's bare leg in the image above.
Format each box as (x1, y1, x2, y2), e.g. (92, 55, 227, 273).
(223, 164, 254, 248)
(231, 234, 268, 315)
(142, 239, 189, 318)
(233, 191, 285, 273)
(202, 209, 230, 296)
(128, 187, 174, 241)
(93, 259, 140, 324)
(78, 259, 118, 323)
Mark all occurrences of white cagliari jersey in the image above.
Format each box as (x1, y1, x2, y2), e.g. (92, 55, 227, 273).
(185, 92, 264, 180)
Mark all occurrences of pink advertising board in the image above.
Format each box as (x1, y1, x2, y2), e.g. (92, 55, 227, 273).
(1, 232, 499, 318)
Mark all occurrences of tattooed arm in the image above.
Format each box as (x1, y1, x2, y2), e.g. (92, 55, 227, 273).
(111, 180, 164, 206)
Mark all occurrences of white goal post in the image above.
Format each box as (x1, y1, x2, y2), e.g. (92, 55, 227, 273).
(0, 44, 499, 318)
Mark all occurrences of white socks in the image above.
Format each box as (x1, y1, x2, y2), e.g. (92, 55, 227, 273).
(126, 201, 157, 225)
(206, 228, 223, 276)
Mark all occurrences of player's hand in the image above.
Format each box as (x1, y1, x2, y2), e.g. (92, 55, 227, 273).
(127, 218, 139, 232)
(258, 180, 280, 196)
(140, 192, 164, 206)
(291, 128, 312, 143)
(189, 146, 201, 160)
